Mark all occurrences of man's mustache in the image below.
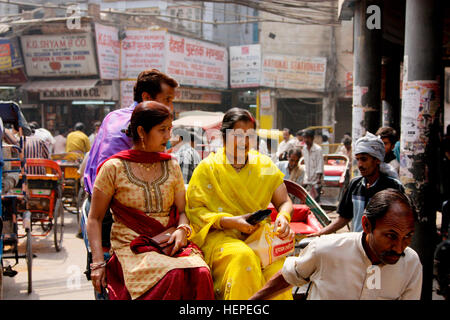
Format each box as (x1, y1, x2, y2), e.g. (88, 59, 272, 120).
(382, 251, 405, 258)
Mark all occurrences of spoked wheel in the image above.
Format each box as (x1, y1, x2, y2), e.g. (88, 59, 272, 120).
(76, 187, 85, 227)
(26, 229, 32, 294)
(53, 199, 64, 252)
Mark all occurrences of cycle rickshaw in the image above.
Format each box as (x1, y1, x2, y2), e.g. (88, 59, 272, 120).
(0, 101, 33, 295)
(51, 152, 84, 223)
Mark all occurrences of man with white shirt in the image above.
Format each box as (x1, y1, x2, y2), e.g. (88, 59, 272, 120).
(250, 189, 422, 300)
(302, 130, 323, 201)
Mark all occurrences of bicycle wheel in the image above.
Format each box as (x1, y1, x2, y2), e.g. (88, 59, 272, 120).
(53, 198, 64, 252)
(26, 229, 32, 294)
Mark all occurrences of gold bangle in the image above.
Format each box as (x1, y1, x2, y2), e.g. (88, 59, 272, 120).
(277, 211, 291, 223)
(177, 224, 192, 237)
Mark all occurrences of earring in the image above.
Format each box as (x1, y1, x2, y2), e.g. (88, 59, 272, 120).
(140, 137, 145, 150)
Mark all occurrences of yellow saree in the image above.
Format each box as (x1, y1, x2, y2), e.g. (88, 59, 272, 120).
(186, 148, 293, 300)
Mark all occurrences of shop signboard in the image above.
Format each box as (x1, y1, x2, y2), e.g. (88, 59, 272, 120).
(95, 23, 120, 80)
(40, 85, 114, 100)
(165, 33, 228, 89)
(0, 67, 27, 84)
(174, 87, 221, 104)
(261, 54, 326, 91)
(0, 37, 23, 71)
(21, 33, 98, 77)
(230, 44, 261, 88)
(120, 29, 166, 79)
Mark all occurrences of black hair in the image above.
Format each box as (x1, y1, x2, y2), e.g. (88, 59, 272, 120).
(364, 189, 417, 230)
(220, 107, 256, 143)
(288, 148, 302, 159)
(172, 127, 195, 144)
(75, 122, 85, 131)
(342, 137, 352, 146)
(296, 130, 304, 137)
(303, 129, 315, 138)
(133, 69, 178, 103)
(376, 126, 398, 145)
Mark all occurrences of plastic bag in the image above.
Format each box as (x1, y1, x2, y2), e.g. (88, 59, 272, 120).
(245, 222, 295, 268)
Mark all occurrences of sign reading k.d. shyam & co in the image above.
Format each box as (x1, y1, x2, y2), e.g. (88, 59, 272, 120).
(21, 33, 98, 77)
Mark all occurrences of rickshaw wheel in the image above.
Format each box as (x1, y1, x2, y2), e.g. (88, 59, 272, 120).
(53, 199, 64, 252)
(76, 187, 85, 226)
(26, 229, 32, 294)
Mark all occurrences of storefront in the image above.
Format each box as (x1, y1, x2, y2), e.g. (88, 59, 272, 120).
(20, 79, 119, 134)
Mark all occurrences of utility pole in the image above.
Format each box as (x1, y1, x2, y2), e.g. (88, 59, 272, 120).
(401, 0, 443, 300)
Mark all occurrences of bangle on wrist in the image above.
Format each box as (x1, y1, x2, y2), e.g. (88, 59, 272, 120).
(277, 211, 291, 223)
(177, 224, 192, 237)
(90, 261, 106, 271)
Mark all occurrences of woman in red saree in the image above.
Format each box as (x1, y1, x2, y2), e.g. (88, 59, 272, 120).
(86, 101, 214, 300)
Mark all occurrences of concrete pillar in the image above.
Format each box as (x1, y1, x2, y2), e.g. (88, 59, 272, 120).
(351, 0, 382, 176)
(381, 57, 401, 131)
(401, 0, 442, 300)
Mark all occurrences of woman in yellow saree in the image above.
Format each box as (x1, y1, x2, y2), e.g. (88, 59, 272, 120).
(186, 108, 295, 300)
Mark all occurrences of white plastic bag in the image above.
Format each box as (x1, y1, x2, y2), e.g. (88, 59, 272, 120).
(245, 222, 295, 268)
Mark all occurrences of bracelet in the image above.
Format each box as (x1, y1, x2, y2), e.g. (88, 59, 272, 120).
(90, 261, 106, 271)
(277, 211, 291, 223)
(177, 224, 192, 237)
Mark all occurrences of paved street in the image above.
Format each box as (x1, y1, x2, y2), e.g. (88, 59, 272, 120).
(1, 208, 446, 300)
(2, 208, 94, 300)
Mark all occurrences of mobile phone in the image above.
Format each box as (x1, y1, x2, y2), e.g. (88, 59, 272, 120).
(246, 209, 272, 225)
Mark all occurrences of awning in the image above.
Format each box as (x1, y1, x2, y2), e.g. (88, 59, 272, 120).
(20, 79, 99, 92)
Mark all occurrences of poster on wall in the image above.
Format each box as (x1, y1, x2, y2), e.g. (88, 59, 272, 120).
(21, 33, 98, 76)
(261, 54, 326, 91)
(165, 33, 228, 89)
(95, 23, 120, 80)
(230, 44, 261, 88)
(0, 37, 23, 71)
(120, 29, 166, 79)
(400, 80, 440, 184)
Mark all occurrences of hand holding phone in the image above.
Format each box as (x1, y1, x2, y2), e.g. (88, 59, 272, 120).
(246, 209, 272, 225)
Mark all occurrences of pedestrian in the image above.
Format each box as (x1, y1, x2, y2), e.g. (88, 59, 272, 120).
(250, 189, 422, 300)
(321, 133, 330, 154)
(276, 128, 296, 161)
(311, 132, 404, 235)
(66, 122, 90, 154)
(170, 128, 201, 184)
(87, 101, 214, 300)
(186, 108, 294, 300)
(302, 130, 323, 202)
(24, 125, 50, 175)
(376, 126, 400, 176)
(29, 121, 56, 154)
(276, 148, 305, 186)
(295, 130, 305, 149)
(89, 121, 101, 146)
(338, 136, 352, 161)
(53, 128, 68, 154)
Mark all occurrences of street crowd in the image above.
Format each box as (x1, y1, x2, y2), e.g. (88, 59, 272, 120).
(3, 68, 450, 300)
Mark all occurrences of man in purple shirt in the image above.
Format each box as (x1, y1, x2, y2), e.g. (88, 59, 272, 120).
(83, 69, 178, 196)
(81, 69, 178, 263)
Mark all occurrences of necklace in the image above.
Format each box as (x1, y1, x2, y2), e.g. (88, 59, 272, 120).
(137, 162, 157, 172)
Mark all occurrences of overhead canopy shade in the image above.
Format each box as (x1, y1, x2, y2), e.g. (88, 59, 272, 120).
(20, 79, 99, 92)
